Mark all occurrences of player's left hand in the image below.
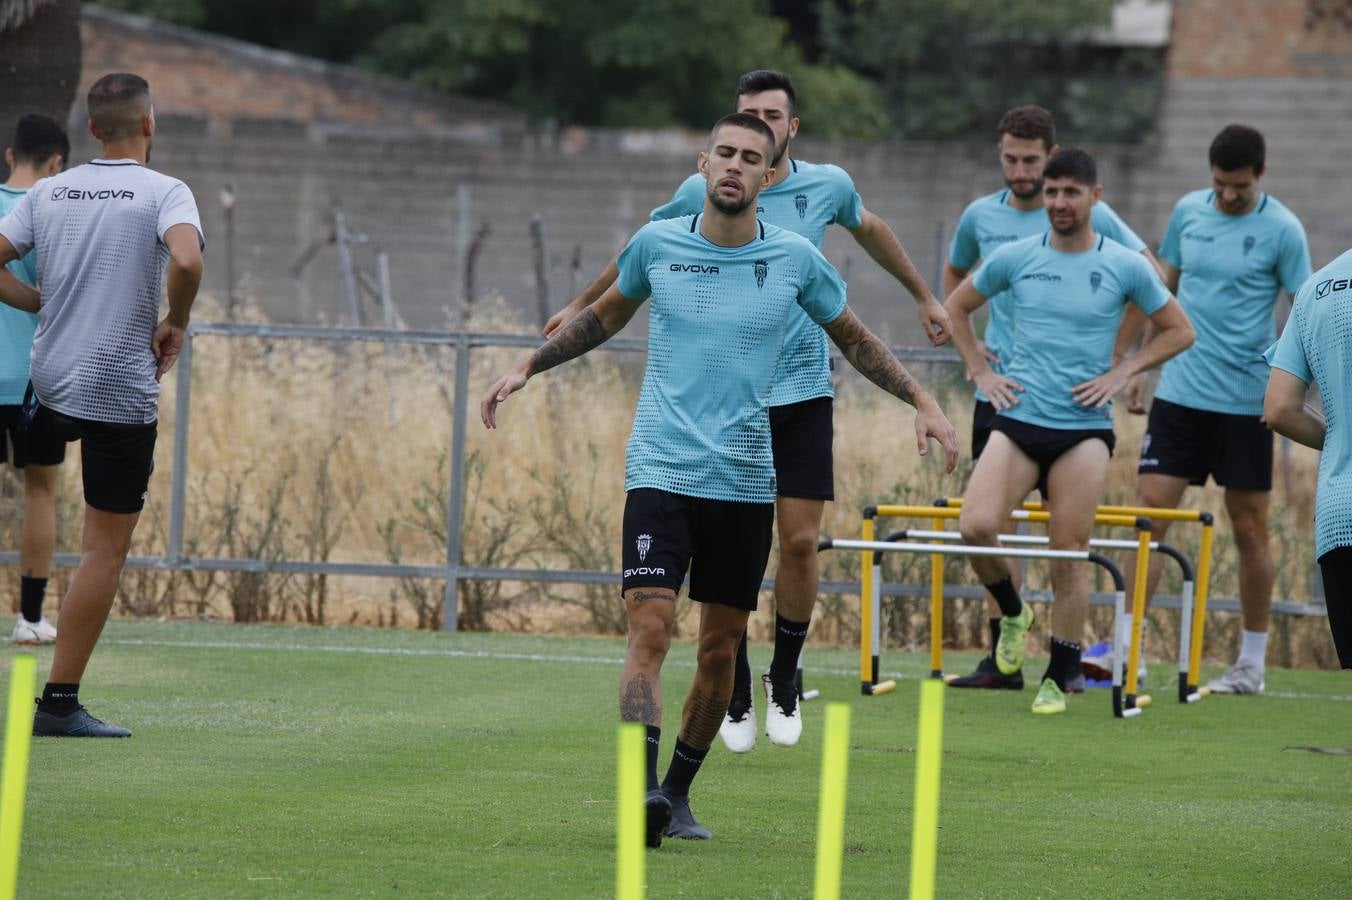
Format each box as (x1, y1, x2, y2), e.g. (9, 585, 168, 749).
(1072, 368, 1131, 408)
(914, 396, 960, 473)
(916, 296, 952, 346)
(151, 317, 186, 381)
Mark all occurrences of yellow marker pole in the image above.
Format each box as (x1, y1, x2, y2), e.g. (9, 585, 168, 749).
(860, 517, 876, 693)
(909, 680, 944, 900)
(0, 655, 37, 900)
(813, 703, 852, 900)
(615, 723, 644, 900)
(1188, 523, 1215, 694)
(929, 517, 944, 678)
(1125, 527, 1151, 703)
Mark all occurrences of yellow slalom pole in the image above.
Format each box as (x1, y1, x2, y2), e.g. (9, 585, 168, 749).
(1188, 523, 1215, 695)
(1125, 527, 1151, 705)
(860, 517, 876, 693)
(0, 655, 37, 900)
(909, 679, 945, 900)
(615, 723, 644, 900)
(813, 703, 852, 900)
(929, 517, 944, 678)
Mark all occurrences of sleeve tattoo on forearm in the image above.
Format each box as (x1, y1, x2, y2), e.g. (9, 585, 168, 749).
(529, 307, 608, 376)
(620, 672, 660, 726)
(830, 313, 920, 405)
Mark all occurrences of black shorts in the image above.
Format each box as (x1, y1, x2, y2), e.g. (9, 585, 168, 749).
(991, 415, 1115, 499)
(31, 406, 157, 514)
(769, 396, 833, 501)
(621, 488, 774, 611)
(0, 404, 66, 468)
(1138, 397, 1273, 491)
(1317, 547, 1352, 669)
(971, 399, 997, 460)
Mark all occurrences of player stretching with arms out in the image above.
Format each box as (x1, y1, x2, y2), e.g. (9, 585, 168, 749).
(945, 150, 1193, 714)
(546, 70, 949, 752)
(483, 113, 958, 845)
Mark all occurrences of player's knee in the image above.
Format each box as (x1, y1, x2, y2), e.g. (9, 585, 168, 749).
(627, 610, 672, 657)
(959, 512, 999, 546)
(695, 632, 738, 675)
(778, 525, 820, 562)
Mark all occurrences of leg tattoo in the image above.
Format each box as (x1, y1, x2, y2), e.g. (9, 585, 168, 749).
(680, 690, 730, 751)
(620, 672, 660, 726)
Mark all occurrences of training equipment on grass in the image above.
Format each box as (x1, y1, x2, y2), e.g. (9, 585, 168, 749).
(909, 680, 944, 900)
(615, 723, 644, 899)
(935, 499, 1216, 703)
(813, 703, 851, 900)
(1, 655, 36, 900)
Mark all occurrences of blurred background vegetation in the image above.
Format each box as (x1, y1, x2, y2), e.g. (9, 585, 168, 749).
(89, 0, 1164, 141)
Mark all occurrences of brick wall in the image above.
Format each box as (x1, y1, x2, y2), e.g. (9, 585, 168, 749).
(1168, 0, 1352, 77)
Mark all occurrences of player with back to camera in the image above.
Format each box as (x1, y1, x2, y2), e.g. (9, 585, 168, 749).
(0, 114, 69, 647)
(0, 73, 204, 737)
(945, 149, 1194, 715)
(546, 69, 951, 752)
(482, 113, 959, 846)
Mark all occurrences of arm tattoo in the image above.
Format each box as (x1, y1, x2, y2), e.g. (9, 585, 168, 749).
(826, 310, 921, 406)
(529, 307, 608, 376)
(679, 691, 730, 751)
(620, 672, 660, 726)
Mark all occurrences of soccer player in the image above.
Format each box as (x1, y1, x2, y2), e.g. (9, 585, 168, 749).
(545, 70, 950, 752)
(943, 105, 1164, 691)
(1264, 251, 1352, 672)
(945, 149, 1194, 714)
(0, 73, 204, 737)
(483, 113, 958, 844)
(1119, 125, 1311, 695)
(0, 114, 69, 646)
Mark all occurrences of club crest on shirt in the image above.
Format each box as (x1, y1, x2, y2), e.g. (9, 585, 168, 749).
(636, 533, 652, 561)
(754, 259, 769, 289)
(1089, 271, 1102, 294)
(1242, 235, 1256, 257)
(794, 193, 808, 220)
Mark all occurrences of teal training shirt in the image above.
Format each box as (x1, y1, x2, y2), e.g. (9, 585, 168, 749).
(0, 185, 38, 405)
(1156, 190, 1311, 416)
(1265, 249, 1352, 559)
(650, 159, 862, 407)
(972, 232, 1170, 430)
(615, 215, 848, 503)
(949, 191, 1148, 402)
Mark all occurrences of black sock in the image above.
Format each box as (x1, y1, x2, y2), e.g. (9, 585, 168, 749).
(40, 682, 79, 715)
(661, 738, 709, 799)
(987, 617, 1001, 657)
(769, 615, 810, 685)
(645, 725, 661, 792)
(732, 630, 751, 702)
(20, 576, 47, 624)
(985, 576, 1023, 618)
(1043, 638, 1082, 691)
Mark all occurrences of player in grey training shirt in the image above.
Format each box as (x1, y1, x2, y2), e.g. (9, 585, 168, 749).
(0, 73, 204, 738)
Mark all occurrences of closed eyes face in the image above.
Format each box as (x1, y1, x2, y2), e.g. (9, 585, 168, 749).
(700, 125, 774, 214)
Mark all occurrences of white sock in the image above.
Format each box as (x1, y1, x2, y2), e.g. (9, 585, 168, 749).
(1238, 629, 1268, 669)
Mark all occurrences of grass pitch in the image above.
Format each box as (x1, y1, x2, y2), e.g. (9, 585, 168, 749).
(4, 620, 1350, 898)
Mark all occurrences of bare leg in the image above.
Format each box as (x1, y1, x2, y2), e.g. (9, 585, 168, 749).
(958, 432, 1040, 584)
(20, 464, 58, 583)
(1121, 473, 1190, 625)
(48, 505, 139, 684)
(619, 588, 676, 727)
(1226, 488, 1273, 636)
(681, 603, 752, 749)
(772, 496, 824, 622)
(1044, 441, 1111, 644)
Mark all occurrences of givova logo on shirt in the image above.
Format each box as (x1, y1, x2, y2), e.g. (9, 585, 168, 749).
(1315, 278, 1351, 299)
(1019, 272, 1062, 283)
(51, 187, 135, 201)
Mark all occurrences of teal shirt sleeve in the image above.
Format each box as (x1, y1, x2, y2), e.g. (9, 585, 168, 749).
(1277, 218, 1313, 296)
(825, 165, 864, 230)
(948, 203, 982, 271)
(1159, 199, 1187, 269)
(1092, 202, 1147, 253)
(615, 226, 655, 301)
(650, 175, 705, 222)
(1126, 252, 1170, 315)
(1265, 304, 1311, 383)
(795, 243, 848, 325)
(971, 243, 1015, 298)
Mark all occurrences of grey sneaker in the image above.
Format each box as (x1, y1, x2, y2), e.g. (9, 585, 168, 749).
(663, 792, 712, 840)
(1205, 661, 1265, 695)
(33, 704, 132, 738)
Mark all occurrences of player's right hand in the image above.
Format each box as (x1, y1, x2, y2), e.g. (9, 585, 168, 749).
(480, 368, 528, 429)
(542, 303, 579, 339)
(974, 371, 1022, 410)
(1125, 373, 1149, 415)
(979, 340, 1000, 367)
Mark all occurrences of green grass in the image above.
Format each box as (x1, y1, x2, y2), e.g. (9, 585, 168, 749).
(4, 620, 1351, 898)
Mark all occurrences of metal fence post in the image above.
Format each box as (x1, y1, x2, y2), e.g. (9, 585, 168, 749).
(442, 332, 472, 631)
(167, 329, 193, 564)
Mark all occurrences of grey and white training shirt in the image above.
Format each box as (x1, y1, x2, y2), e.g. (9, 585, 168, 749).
(0, 159, 203, 425)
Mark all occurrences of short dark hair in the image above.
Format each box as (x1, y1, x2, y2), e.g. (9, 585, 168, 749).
(1209, 124, 1265, 174)
(10, 113, 69, 167)
(1043, 148, 1097, 186)
(87, 72, 151, 141)
(998, 105, 1056, 150)
(710, 113, 776, 158)
(735, 69, 796, 117)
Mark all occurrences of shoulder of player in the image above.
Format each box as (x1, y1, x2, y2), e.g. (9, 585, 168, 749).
(1298, 250, 1352, 305)
(1253, 193, 1305, 232)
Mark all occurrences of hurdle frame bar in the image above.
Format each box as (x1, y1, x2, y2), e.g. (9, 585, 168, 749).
(820, 537, 1148, 717)
(936, 498, 1215, 702)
